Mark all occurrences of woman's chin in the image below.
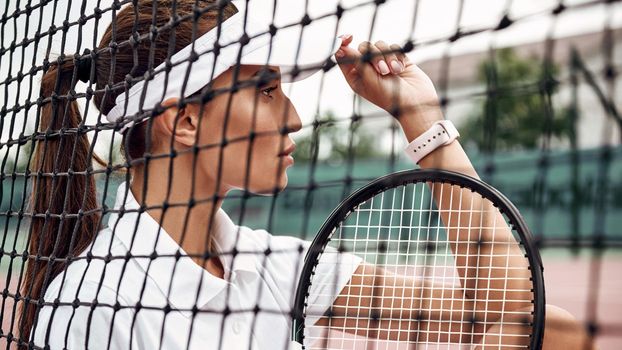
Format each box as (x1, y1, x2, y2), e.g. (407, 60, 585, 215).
(251, 174, 288, 196)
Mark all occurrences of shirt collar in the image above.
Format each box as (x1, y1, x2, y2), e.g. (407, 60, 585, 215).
(210, 204, 260, 281)
(106, 181, 259, 311)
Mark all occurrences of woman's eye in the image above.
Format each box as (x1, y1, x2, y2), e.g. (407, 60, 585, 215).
(261, 86, 277, 97)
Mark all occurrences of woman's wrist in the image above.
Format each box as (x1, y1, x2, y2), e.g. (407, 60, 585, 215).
(396, 105, 444, 142)
(396, 105, 479, 179)
(416, 136, 480, 179)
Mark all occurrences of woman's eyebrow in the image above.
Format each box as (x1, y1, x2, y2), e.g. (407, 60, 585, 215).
(252, 67, 281, 83)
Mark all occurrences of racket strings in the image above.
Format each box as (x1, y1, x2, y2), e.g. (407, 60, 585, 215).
(303, 181, 534, 349)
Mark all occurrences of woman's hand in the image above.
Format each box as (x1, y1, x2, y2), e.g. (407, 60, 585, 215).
(334, 34, 444, 136)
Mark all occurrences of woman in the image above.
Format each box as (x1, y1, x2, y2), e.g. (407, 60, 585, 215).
(18, 0, 592, 349)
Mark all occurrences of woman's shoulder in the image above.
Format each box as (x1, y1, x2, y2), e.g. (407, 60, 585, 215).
(215, 208, 305, 251)
(231, 222, 309, 253)
(42, 226, 136, 305)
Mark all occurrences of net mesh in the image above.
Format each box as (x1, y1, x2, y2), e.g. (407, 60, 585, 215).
(0, 0, 620, 349)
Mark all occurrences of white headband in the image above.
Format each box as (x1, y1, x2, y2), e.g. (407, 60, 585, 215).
(106, 0, 342, 133)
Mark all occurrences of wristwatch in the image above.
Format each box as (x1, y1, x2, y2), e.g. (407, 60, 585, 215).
(403, 120, 460, 165)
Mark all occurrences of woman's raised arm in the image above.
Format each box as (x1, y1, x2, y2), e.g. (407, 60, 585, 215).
(314, 35, 593, 349)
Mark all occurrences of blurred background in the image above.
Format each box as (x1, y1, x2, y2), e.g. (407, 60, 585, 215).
(1, 0, 621, 348)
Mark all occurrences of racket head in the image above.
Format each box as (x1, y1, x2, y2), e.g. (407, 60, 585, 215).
(293, 169, 545, 349)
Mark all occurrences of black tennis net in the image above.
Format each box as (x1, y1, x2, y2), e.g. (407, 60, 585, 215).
(0, 0, 620, 349)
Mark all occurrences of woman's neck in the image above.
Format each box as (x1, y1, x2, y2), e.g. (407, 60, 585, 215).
(128, 158, 229, 278)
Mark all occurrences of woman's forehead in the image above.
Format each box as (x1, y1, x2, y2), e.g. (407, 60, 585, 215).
(212, 64, 281, 87)
(243, 64, 281, 76)
(226, 64, 281, 77)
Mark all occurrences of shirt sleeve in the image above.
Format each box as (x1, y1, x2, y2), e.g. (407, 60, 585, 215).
(302, 243, 363, 326)
(251, 229, 363, 326)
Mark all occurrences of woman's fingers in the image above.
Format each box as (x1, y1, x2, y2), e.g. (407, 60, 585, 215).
(390, 43, 410, 69)
(335, 35, 376, 83)
(374, 40, 403, 75)
(358, 41, 388, 75)
(355, 40, 404, 76)
(334, 34, 440, 118)
(336, 35, 407, 78)
(338, 33, 354, 48)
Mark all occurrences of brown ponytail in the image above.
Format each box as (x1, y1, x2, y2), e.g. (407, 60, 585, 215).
(17, 56, 105, 348)
(17, 0, 238, 347)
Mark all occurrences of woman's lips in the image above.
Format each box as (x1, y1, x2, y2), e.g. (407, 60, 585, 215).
(278, 143, 296, 157)
(278, 143, 295, 167)
(281, 154, 294, 166)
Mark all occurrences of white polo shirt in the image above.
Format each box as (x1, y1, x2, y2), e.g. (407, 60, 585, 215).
(31, 181, 362, 349)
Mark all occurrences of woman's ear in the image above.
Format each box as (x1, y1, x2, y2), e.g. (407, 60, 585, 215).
(155, 97, 200, 147)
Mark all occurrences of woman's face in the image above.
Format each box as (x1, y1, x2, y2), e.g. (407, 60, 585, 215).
(193, 64, 302, 195)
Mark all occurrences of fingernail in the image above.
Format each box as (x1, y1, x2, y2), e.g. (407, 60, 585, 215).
(390, 60, 403, 73)
(335, 48, 345, 58)
(378, 60, 390, 75)
(339, 34, 352, 40)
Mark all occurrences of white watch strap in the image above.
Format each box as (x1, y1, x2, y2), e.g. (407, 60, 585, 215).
(403, 120, 460, 165)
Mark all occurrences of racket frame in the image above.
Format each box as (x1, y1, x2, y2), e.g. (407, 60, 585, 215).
(291, 168, 545, 349)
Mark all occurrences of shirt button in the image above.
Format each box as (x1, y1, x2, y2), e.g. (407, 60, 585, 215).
(232, 320, 241, 334)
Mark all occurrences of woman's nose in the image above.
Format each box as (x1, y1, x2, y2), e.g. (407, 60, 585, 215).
(283, 99, 302, 133)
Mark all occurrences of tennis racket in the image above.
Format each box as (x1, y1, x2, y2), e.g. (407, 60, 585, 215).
(292, 169, 545, 349)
